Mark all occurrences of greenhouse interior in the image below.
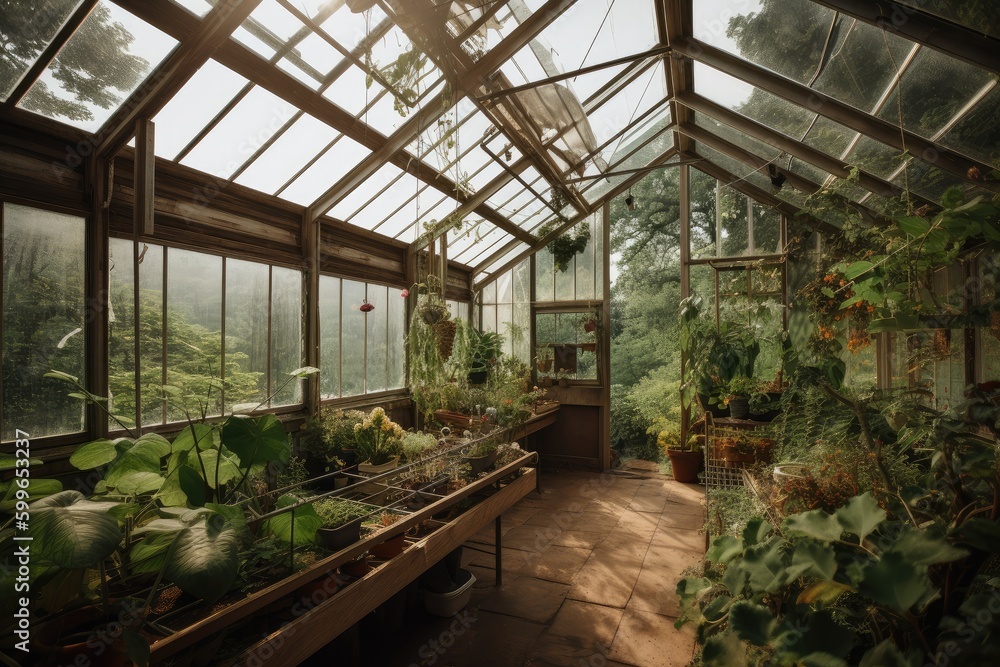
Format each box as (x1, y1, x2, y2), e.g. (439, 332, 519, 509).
(2, 0, 1000, 665)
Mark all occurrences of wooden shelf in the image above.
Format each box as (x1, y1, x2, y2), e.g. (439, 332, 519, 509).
(148, 453, 538, 665)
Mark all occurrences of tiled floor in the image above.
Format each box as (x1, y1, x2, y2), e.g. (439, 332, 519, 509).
(380, 464, 706, 667)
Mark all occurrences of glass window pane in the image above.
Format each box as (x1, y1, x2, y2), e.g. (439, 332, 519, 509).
(388, 287, 405, 390)
(341, 280, 366, 396)
(138, 244, 164, 426)
(225, 259, 269, 411)
(812, 21, 913, 112)
(535, 247, 554, 302)
(108, 238, 136, 429)
(895, 0, 1000, 41)
(555, 255, 575, 301)
(165, 248, 222, 422)
(3, 203, 85, 439)
(365, 284, 388, 393)
(942, 85, 1000, 168)
(270, 266, 302, 406)
(0, 0, 84, 102)
(278, 135, 370, 205)
(18, 1, 177, 132)
(319, 275, 341, 399)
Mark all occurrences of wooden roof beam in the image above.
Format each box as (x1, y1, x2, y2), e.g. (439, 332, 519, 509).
(809, 0, 1000, 74)
(675, 90, 932, 206)
(671, 36, 1000, 194)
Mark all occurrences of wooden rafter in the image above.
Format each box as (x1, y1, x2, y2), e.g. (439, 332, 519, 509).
(809, 0, 1000, 74)
(671, 36, 1000, 194)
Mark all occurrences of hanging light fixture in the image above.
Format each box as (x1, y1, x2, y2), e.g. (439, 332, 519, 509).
(768, 164, 787, 189)
(625, 189, 636, 211)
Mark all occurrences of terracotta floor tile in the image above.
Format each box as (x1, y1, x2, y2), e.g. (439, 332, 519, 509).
(478, 576, 571, 624)
(520, 544, 593, 585)
(547, 599, 624, 646)
(608, 609, 696, 667)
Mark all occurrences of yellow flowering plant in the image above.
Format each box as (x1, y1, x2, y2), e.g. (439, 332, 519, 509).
(354, 406, 404, 465)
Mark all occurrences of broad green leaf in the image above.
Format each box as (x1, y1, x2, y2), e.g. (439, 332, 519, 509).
(783, 509, 843, 542)
(702, 630, 746, 667)
(843, 261, 875, 280)
(859, 551, 932, 612)
(0, 453, 43, 471)
(122, 626, 151, 667)
(835, 493, 886, 542)
(889, 529, 967, 567)
(787, 539, 837, 581)
(722, 561, 748, 596)
(178, 465, 207, 507)
(896, 216, 930, 237)
(31, 491, 121, 569)
(70, 439, 119, 470)
(264, 495, 322, 546)
(196, 448, 242, 489)
(774, 609, 856, 660)
(0, 479, 63, 511)
(288, 366, 320, 378)
(132, 514, 238, 604)
(797, 580, 853, 605)
(113, 471, 164, 496)
(729, 601, 775, 646)
(743, 517, 772, 547)
(742, 537, 789, 593)
(105, 437, 170, 488)
(223, 414, 290, 467)
(706, 535, 742, 564)
(702, 592, 733, 622)
(171, 424, 218, 453)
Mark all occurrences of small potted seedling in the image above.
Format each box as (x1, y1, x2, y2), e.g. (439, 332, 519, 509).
(314, 498, 369, 552)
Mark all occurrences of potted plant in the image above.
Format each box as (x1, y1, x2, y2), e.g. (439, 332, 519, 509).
(725, 375, 762, 420)
(462, 434, 500, 475)
(400, 430, 438, 463)
(313, 498, 370, 552)
(300, 408, 366, 482)
(354, 407, 404, 495)
(368, 512, 407, 559)
(467, 329, 503, 385)
(535, 344, 554, 375)
(663, 428, 703, 483)
(556, 368, 572, 388)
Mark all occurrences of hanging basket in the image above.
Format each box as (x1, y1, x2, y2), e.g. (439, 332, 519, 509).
(433, 319, 457, 360)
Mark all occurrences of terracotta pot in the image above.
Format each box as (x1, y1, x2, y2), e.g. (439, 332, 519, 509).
(339, 556, 373, 578)
(370, 533, 406, 560)
(558, 377, 570, 388)
(434, 410, 473, 429)
(667, 449, 703, 483)
(357, 456, 400, 495)
(538, 376, 553, 388)
(728, 396, 750, 419)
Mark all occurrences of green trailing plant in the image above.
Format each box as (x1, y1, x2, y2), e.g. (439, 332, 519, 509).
(468, 328, 504, 376)
(541, 219, 591, 272)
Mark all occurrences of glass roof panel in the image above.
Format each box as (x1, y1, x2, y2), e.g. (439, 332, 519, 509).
(694, 144, 809, 210)
(693, 62, 815, 138)
(877, 47, 994, 140)
(327, 163, 404, 222)
(694, 0, 836, 85)
(180, 85, 297, 178)
(811, 20, 913, 113)
(17, 1, 178, 132)
(478, 243, 530, 277)
(580, 128, 674, 203)
(318, 2, 387, 51)
(322, 63, 380, 116)
(893, 1, 1000, 41)
(889, 160, 969, 203)
(453, 226, 513, 265)
(151, 60, 248, 161)
(844, 135, 907, 180)
(0, 0, 83, 102)
(941, 84, 1000, 168)
(171, 0, 212, 17)
(278, 135, 371, 206)
(233, 0, 305, 59)
(275, 31, 343, 90)
(234, 113, 339, 194)
(800, 115, 857, 159)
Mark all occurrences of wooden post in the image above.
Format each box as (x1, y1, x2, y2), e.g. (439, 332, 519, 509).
(133, 119, 155, 235)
